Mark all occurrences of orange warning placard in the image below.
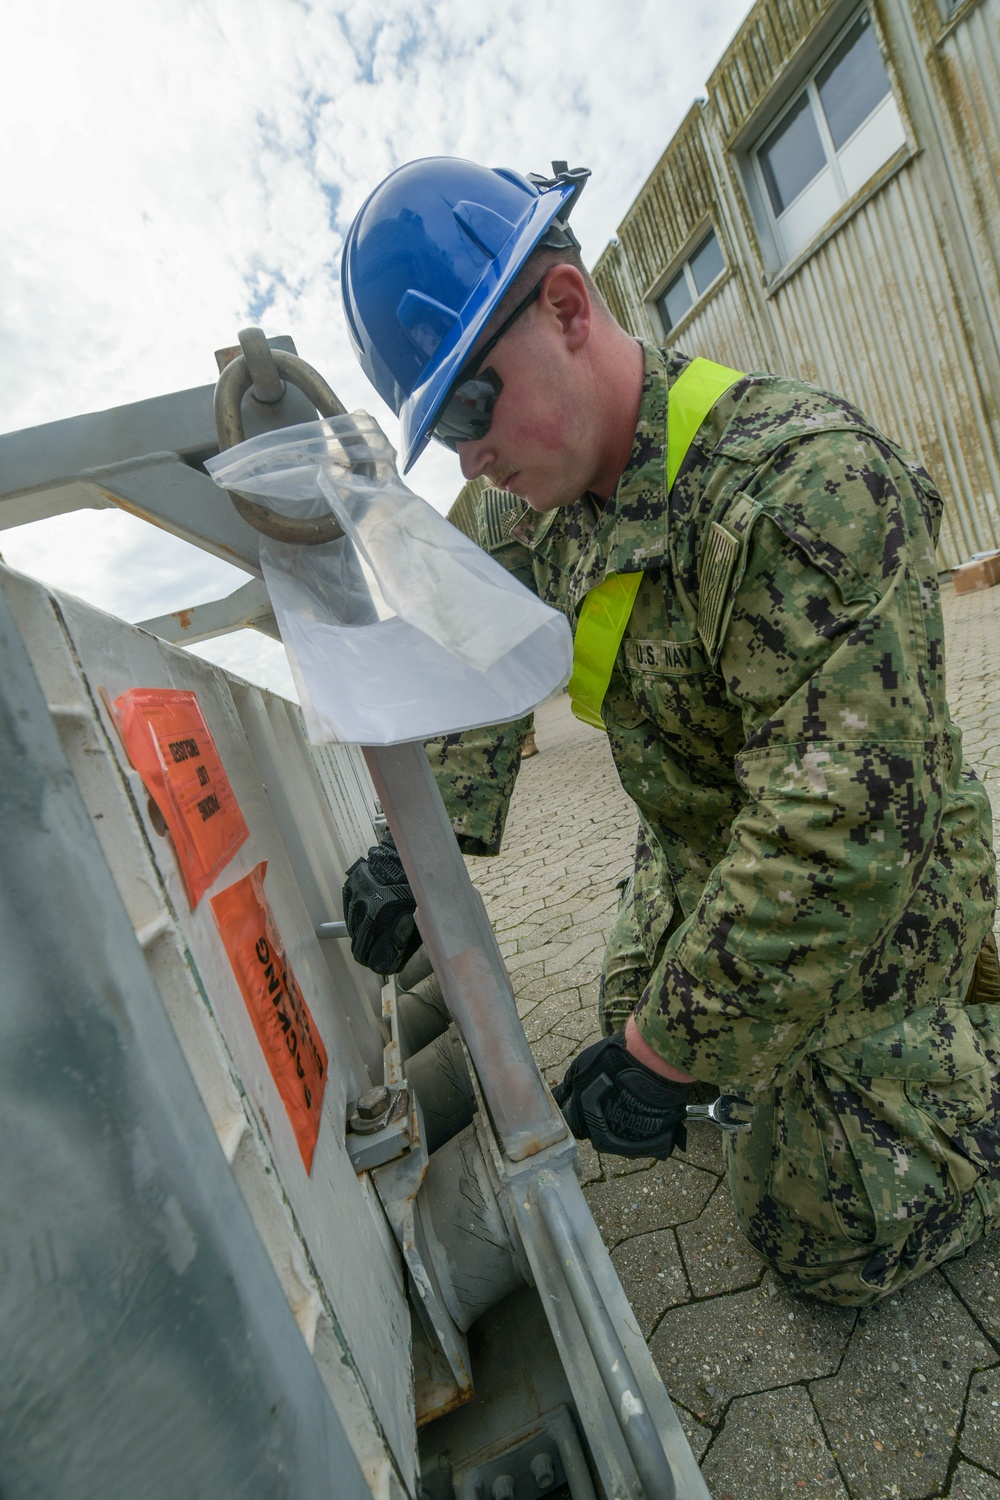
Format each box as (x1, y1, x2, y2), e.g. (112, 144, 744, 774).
(114, 688, 250, 908)
(211, 862, 328, 1172)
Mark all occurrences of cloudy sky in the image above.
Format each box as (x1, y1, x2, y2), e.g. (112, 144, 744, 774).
(1, 0, 754, 695)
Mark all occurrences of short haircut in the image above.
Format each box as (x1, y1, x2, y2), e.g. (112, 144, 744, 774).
(482, 243, 615, 343)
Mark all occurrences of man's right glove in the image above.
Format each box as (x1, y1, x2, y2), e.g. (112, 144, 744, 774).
(552, 1031, 692, 1160)
(342, 832, 422, 976)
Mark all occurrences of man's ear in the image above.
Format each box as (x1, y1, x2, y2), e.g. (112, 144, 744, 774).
(539, 264, 591, 351)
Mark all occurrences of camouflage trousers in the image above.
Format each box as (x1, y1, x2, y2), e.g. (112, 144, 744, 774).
(599, 830, 1000, 1307)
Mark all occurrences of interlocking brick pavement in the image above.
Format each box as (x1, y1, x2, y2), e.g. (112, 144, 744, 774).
(466, 577, 1000, 1499)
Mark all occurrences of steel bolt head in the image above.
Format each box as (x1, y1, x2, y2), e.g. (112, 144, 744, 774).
(531, 1453, 555, 1489)
(357, 1085, 391, 1120)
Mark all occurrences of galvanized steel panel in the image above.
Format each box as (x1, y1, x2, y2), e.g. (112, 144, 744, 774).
(0, 577, 380, 1500)
(1, 563, 417, 1495)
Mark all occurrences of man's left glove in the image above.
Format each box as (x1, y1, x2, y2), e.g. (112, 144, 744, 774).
(342, 832, 422, 976)
(552, 1032, 692, 1160)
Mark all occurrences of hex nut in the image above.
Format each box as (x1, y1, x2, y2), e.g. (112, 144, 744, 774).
(357, 1085, 391, 1121)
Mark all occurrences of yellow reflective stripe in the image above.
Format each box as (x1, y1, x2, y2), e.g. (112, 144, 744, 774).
(666, 357, 746, 492)
(568, 571, 643, 728)
(568, 357, 746, 728)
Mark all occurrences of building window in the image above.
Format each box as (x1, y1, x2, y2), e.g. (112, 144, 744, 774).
(655, 228, 725, 335)
(751, 9, 906, 265)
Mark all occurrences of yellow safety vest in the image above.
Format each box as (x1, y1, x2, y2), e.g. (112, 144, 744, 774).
(567, 357, 746, 729)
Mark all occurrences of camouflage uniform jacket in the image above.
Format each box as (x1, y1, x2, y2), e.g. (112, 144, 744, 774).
(433, 344, 996, 1093)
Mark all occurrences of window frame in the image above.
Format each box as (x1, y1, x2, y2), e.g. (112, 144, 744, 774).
(742, 5, 909, 275)
(651, 225, 727, 340)
(936, 0, 987, 36)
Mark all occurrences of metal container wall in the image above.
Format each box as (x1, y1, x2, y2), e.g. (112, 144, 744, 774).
(0, 561, 416, 1496)
(592, 0, 1000, 568)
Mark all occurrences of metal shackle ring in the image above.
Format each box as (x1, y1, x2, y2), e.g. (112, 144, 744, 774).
(214, 346, 348, 545)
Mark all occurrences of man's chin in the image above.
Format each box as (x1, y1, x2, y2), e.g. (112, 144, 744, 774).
(523, 486, 571, 513)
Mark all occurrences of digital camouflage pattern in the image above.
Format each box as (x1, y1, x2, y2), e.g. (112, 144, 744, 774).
(599, 817, 680, 1034)
(424, 717, 533, 857)
(430, 345, 1000, 1303)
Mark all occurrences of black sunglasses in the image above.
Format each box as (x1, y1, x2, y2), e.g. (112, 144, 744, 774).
(430, 278, 545, 451)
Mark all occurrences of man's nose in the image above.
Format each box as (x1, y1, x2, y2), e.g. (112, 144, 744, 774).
(457, 438, 495, 482)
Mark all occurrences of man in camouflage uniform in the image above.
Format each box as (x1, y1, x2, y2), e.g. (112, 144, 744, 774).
(343, 158, 1000, 1306)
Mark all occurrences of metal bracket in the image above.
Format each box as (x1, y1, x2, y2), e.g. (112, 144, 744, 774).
(467, 1069, 708, 1500)
(347, 1087, 416, 1173)
(137, 577, 278, 644)
(346, 977, 414, 1172)
(453, 1406, 594, 1500)
(372, 1101, 474, 1419)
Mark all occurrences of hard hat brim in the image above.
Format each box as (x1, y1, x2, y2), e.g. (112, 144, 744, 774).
(398, 178, 578, 473)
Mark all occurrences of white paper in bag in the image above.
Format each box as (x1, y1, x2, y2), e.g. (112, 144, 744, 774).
(206, 414, 572, 745)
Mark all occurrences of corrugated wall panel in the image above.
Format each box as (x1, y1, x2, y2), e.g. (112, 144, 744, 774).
(591, 243, 654, 340)
(612, 108, 720, 298)
(707, 0, 837, 143)
(595, 149, 1000, 566)
(762, 162, 1000, 563)
(668, 274, 773, 377)
(933, 0, 1000, 315)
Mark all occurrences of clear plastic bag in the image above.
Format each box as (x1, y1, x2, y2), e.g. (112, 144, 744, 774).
(206, 414, 572, 745)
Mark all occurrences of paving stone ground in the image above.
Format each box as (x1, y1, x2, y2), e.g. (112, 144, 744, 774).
(466, 577, 1000, 1500)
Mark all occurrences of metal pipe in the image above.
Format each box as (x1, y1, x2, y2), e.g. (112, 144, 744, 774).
(553, 1431, 599, 1500)
(362, 741, 566, 1163)
(315, 921, 348, 939)
(536, 1179, 677, 1500)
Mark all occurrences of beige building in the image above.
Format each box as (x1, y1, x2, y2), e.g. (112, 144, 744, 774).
(592, 0, 1000, 567)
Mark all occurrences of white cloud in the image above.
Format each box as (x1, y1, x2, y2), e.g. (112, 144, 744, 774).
(0, 0, 754, 693)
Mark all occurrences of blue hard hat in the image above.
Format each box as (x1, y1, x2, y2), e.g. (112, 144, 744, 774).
(341, 157, 589, 472)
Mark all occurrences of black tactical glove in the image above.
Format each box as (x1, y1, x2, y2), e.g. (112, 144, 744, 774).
(342, 832, 422, 976)
(552, 1032, 692, 1160)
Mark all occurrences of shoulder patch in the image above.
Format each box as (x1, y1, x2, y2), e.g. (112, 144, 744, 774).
(481, 487, 527, 551)
(697, 521, 741, 659)
(447, 481, 525, 551)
